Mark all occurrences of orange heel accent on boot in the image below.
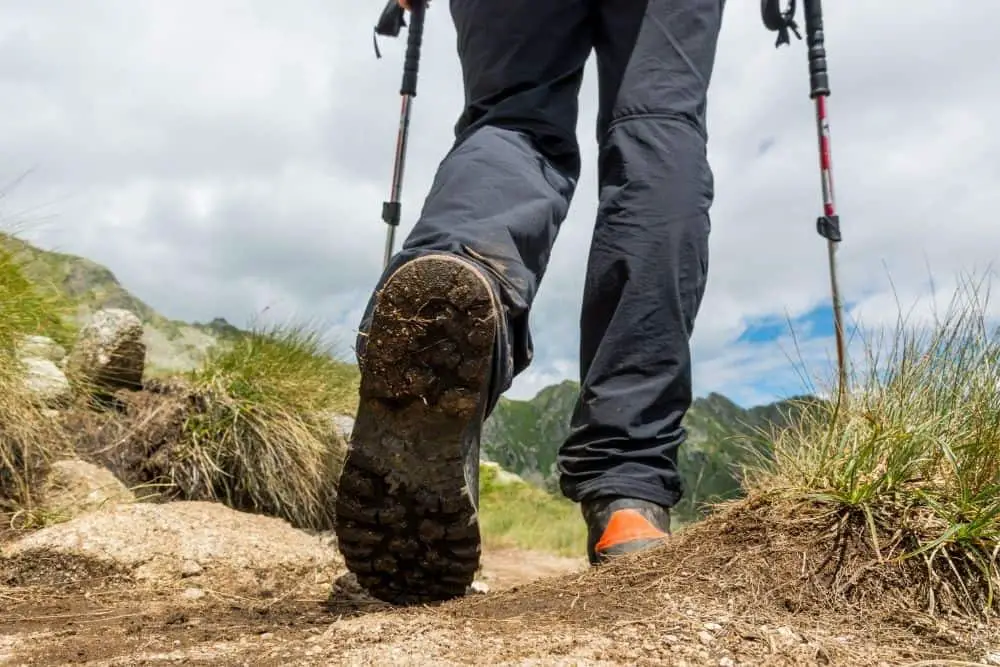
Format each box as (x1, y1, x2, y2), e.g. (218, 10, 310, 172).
(594, 509, 669, 553)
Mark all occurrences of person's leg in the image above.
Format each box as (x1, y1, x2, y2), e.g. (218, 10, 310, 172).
(557, 0, 726, 564)
(335, 0, 592, 603)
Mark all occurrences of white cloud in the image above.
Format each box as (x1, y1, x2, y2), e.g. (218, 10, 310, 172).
(1, 0, 997, 406)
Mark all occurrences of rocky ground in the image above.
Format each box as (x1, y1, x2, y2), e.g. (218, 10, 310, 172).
(2, 496, 998, 666)
(2, 308, 998, 666)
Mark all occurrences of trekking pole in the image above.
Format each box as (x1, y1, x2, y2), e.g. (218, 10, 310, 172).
(762, 0, 849, 406)
(373, 0, 427, 270)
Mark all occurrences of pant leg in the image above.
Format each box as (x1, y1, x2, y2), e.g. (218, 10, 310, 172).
(357, 0, 593, 413)
(558, 0, 726, 508)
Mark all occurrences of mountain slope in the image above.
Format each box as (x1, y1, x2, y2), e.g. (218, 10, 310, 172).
(0, 232, 239, 371)
(483, 381, 820, 521)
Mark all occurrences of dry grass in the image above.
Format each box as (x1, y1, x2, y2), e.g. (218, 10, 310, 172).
(133, 323, 360, 530)
(0, 242, 73, 513)
(740, 279, 1000, 620)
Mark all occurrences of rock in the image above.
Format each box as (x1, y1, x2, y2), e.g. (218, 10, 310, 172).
(330, 572, 377, 603)
(39, 459, 135, 518)
(180, 559, 203, 577)
(18, 335, 67, 363)
(181, 587, 206, 601)
(1, 501, 342, 594)
(985, 652, 1000, 666)
(66, 308, 146, 393)
(480, 460, 527, 486)
(697, 631, 715, 646)
(468, 580, 490, 595)
(19, 357, 72, 407)
(332, 414, 355, 440)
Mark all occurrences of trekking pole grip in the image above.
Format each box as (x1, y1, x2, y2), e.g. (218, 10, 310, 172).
(803, 0, 830, 98)
(401, 1, 426, 97)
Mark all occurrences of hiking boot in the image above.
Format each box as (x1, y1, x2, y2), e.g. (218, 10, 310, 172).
(582, 497, 671, 565)
(334, 253, 500, 605)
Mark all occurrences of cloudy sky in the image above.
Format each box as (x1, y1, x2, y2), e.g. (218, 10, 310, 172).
(1, 1, 997, 406)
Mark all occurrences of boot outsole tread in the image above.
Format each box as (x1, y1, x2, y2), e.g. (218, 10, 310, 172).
(334, 255, 496, 605)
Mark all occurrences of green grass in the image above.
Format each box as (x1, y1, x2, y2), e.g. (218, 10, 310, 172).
(0, 242, 77, 353)
(478, 462, 587, 557)
(149, 322, 360, 530)
(0, 243, 72, 510)
(741, 278, 1000, 617)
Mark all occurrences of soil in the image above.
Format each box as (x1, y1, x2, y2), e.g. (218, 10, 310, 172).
(1, 500, 997, 666)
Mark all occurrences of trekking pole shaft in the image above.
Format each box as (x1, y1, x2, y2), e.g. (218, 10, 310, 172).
(384, 93, 414, 268)
(804, 0, 848, 402)
(381, 1, 426, 270)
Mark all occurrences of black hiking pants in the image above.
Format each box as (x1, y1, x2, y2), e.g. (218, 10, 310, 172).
(361, 0, 725, 510)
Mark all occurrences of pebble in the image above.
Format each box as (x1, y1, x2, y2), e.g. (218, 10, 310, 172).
(181, 587, 205, 601)
(698, 631, 715, 645)
(719, 658, 735, 667)
(179, 560, 203, 577)
(703, 622, 723, 632)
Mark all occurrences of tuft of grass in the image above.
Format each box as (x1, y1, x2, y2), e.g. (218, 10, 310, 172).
(478, 462, 587, 557)
(0, 244, 73, 511)
(741, 278, 1000, 618)
(160, 322, 359, 531)
(0, 241, 77, 353)
(0, 370, 60, 513)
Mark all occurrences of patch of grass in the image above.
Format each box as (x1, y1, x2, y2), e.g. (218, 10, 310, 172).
(741, 278, 1000, 618)
(155, 322, 360, 530)
(0, 372, 60, 513)
(0, 241, 77, 353)
(0, 244, 72, 510)
(478, 462, 587, 557)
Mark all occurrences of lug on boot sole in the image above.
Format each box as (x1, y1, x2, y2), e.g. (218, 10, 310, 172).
(334, 255, 497, 605)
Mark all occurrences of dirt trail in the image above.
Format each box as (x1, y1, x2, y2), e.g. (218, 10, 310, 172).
(1, 502, 996, 666)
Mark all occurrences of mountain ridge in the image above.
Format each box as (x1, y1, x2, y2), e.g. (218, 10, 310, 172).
(482, 380, 821, 521)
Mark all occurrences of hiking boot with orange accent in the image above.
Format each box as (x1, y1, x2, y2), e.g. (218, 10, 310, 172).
(582, 497, 671, 565)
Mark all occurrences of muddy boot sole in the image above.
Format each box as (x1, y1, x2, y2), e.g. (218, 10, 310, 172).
(334, 254, 498, 605)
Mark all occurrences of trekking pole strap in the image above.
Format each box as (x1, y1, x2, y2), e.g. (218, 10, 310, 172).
(373, 0, 406, 59)
(761, 0, 801, 48)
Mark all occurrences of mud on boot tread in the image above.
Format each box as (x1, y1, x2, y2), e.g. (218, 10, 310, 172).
(334, 255, 497, 605)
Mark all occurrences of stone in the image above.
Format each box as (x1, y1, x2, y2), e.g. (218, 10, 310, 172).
(332, 414, 355, 440)
(2, 501, 342, 594)
(20, 357, 72, 407)
(18, 335, 67, 363)
(66, 308, 146, 393)
(468, 580, 490, 595)
(39, 459, 135, 518)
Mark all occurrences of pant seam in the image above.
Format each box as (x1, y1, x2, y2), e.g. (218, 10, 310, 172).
(603, 110, 706, 142)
